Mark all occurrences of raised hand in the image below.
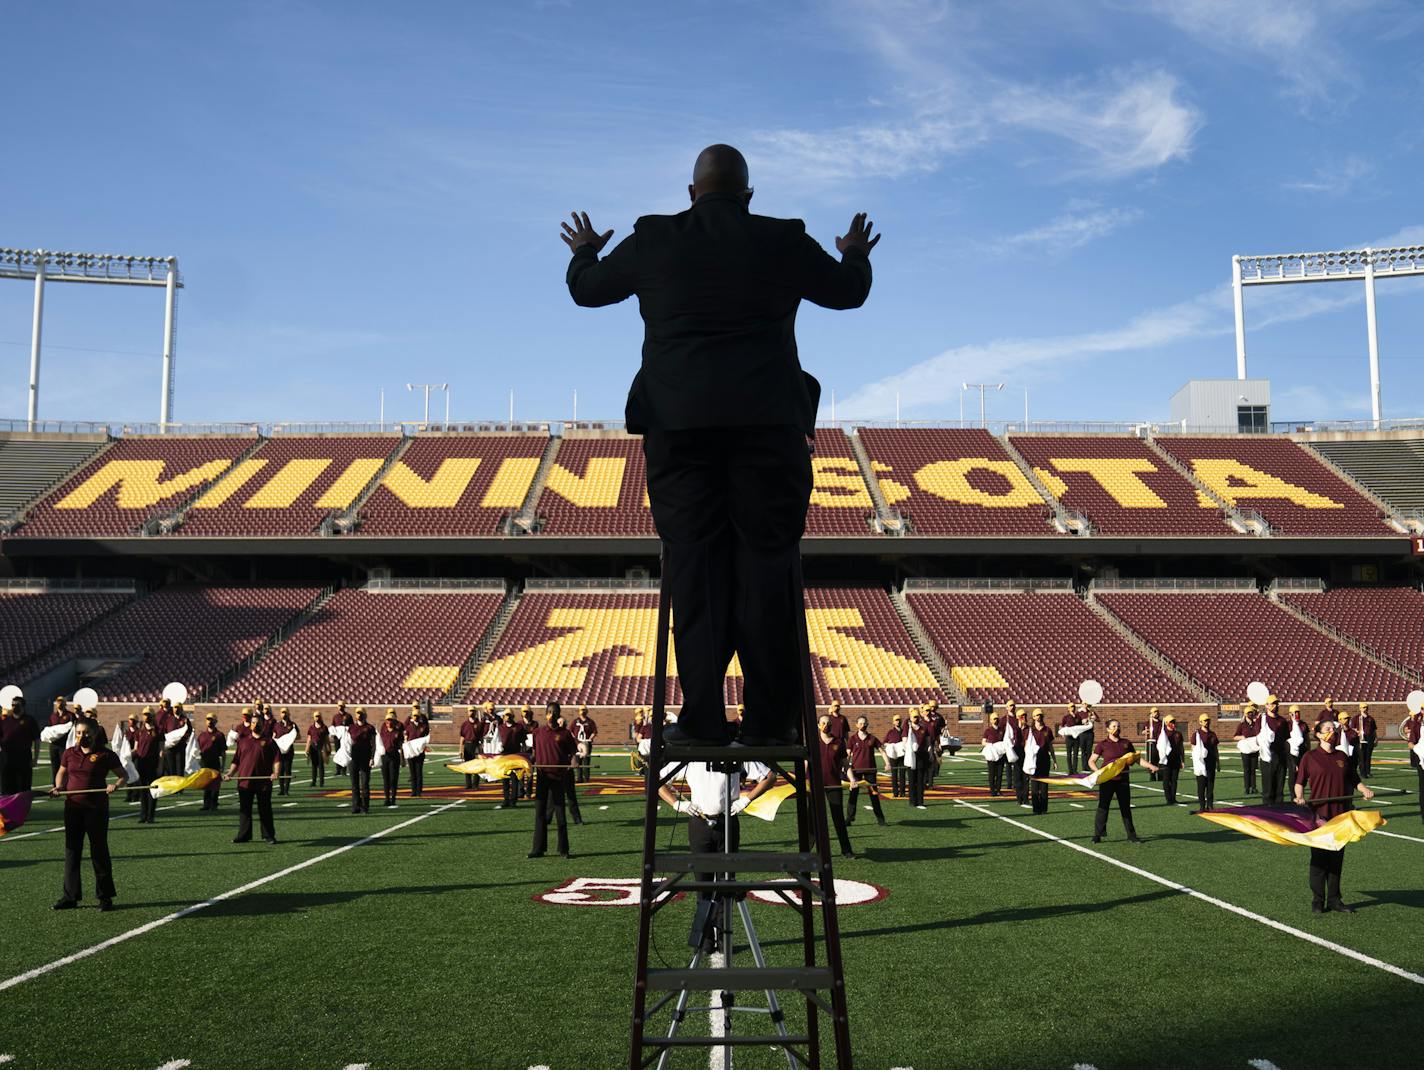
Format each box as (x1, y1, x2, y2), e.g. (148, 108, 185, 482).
(560, 211, 615, 254)
(836, 212, 881, 256)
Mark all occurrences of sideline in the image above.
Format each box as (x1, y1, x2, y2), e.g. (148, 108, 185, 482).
(0, 800, 466, 993)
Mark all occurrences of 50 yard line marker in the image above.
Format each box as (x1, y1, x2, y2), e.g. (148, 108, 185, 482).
(953, 798, 1424, 987)
(0, 799, 467, 993)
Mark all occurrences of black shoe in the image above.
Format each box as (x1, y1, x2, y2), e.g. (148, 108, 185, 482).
(52, 898, 78, 911)
(842, 851, 857, 860)
(559, 851, 572, 858)
(1091, 836, 1102, 844)
(263, 838, 278, 845)
(573, 819, 584, 825)
(1128, 835, 1144, 843)
(98, 899, 113, 912)
(232, 836, 251, 844)
(877, 818, 887, 826)
(1312, 902, 1326, 914)
(662, 724, 732, 748)
(527, 851, 545, 859)
(1328, 901, 1355, 914)
(733, 729, 797, 748)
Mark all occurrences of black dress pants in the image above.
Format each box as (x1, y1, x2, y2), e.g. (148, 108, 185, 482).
(0, 758, 30, 795)
(502, 771, 520, 807)
(462, 742, 478, 788)
(309, 749, 325, 787)
(202, 761, 222, 810)
(889, 757, 905, 797)
(1308, 846, 1345, 908)
(1195, 770, 1216, 811)
(532, 773, 569, 855)
(1078, 737, 1094, 775)
(987, 758, 1005, 796)
(1359, 740, 1374, 778)
(689, 813, 739, 901)
(1029, 764, 1049, 814)
(1014, 762, 1029, 805)
(643, 427, 812, 741)
(236, 786, 275, 842)
(1260, 755, 1285, 805)
(577, 751, 593, 782)
(846, 771, 885, 823)
(350, 761, 372, 812)
(1064, 740, 1079, 776)
(1094, 779, 1137, 840)
(381, 754, 401, 805)
(278, 750, 295, 795)
(408, 755, 425, 797)
(1412, 753, 1423, 823)
(62, 802, 114, 903)
(136, 758, 159, 823)
(823, 787, 854, 855)
(567, 775, 582, 824)
(907, 761, 926, 807)
(1242, 753, 1258, 795)
(1161, 764, 1181, 805)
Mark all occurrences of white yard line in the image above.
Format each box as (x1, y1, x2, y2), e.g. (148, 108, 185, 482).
(342, 1064, 370, 1070)
(154, 1061, 191, 1070)
(0, 800, 466, 993)
(1, 799, 203, 844)
(953, 798, 1424, 987)
(1247, 1060, 1283, 1070)
(1374, 829, 1424, 845)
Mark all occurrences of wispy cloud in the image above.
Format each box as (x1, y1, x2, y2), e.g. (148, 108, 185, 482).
(1282, 154, 1375, 195)
(995, 201, 1143, 255)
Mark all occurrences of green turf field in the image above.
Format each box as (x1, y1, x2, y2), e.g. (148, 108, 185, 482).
(1, 744, 1420, 1070)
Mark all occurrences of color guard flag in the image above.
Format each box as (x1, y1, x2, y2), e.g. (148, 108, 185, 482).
(402, 735, 430, 761)
(184, 732, 202, 775)
(111, 728, 140, 783)
(446, 755, 531, 782)
(1035, 750, 1139, 789)
(0, 792, 32, 836)
(1197, 805, 1383, 851)
(163, 727, 188, 751)
(148, 768, 219, 799)
(40, 722, 71, 745)
(274, 727, 299, 755)
(742, 782, 797, 822)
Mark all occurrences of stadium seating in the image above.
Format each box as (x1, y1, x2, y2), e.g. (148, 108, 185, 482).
(0, 437, 107, 518)
(534, 434, 655, 536)
(1008, 435, 1236, 536)
(856, 428, 1057, 535)
(1095, 591, 1413, 701)
(1151, 437, 1395, 536)
(179, 435, 402, 536)
(355, 433, 549, 536)
(806, 429, 880, 535)
(904, 589, 1193, 703)
(468, 587, 945, 706)
(20, 586, 320, 701)
(14, 436, 254, 537)
(1305, 439, 1424, 515)
(0, 591, 131, 674)
(218, 588, 504, 705)
(1279, 587, 1424, 675)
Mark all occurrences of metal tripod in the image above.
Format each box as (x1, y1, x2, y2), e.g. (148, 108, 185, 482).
(629, 552, 853, 1069)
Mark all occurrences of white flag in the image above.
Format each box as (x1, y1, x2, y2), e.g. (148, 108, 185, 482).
(275, 727, 298, 755)
(40, 723, 70, 744)
(226, 728, 239, 748)
(329, 724, 352, 767)
(1156, 729, 1171, 766)
(1022, 729, 1040, 774)
(163, 727, 188, 752)
(1236, 736, 1258, 755)
(183, 732, 202, 775)
(1288, 721, 1305, 757)
(1256, 716, 1275, 763)
(1337, 731, 1354, 757)
(1191, 734, 1208, 778)
(402, 735, 430, 761)
(111, 728, 140, 782)
(374, 730, 386, 763)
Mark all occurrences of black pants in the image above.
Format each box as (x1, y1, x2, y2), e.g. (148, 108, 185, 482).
(532, 773, 569, 855)
(567, 776, 582, 823)
(846, 771, 885, 823)
(461, 742, 478, 788)
(576, 751, 593, 783)
(644, 426, 812, 741)
(1260, 755, 1285, 805)
(201, 759, 222, 810)
(907, 761, 927, 807)
(1195, 770, 1216, 811)
(1014, 762, 1029, 805)
(889, 757, 905, 797)
(1309, 846, 1345, 908)
(49, 742, 66, 784)
(278, 750, 295, 795)
(823, 787, 854, 855)
(1241, 753, 1258, 795)
(308, 749, 325, 786)
(1358, 740, 1375, 778)
(381, 754, 401, 805)
(236, 786, 275, 842)
(987, 758, 1005, 796)
(62, 802, 114, 903)
(1094, 779, 1137, 840)
(1161, 764, 1181, 805)
(0, 758, 31, 795)
(162, 747, 182, 778)
(135, 758, 159, 823)
(408, 755, 425, 797)
(1029, 767, 1049, 814)
(1412, 753, 1423, 823)
(1064, 740, 1079, 776)
(689, 813, 739, 901)
(350, 761, 372, 812)
(502, 771, 520, 807)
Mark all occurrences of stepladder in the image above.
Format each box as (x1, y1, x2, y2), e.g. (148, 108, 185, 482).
(628, 552, 853, 1069)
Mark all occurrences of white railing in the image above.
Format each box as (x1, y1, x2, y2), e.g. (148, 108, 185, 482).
(363, 577, 506, 592)
(902, 577, 1075, 592)
(1090, 577, 1258, 592)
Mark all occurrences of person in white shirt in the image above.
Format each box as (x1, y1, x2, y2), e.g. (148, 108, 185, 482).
(658, 758, 778, 906)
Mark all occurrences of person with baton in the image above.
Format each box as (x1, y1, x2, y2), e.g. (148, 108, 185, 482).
(50, 720, 127, 911)
(1294, 719, 1374, 913)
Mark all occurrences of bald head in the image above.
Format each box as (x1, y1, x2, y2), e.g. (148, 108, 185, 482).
(690, 144, 751, 203)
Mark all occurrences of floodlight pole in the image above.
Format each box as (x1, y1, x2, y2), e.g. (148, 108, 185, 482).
(27, 255, 45, 430)
(1364, 251, 1381, 429)
(160, 263, 177, 430)
(1232, 255, 1247, 380)
(963, 382, 1004, 428)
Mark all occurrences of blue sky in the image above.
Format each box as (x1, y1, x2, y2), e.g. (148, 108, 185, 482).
(2, 0, 1423, 427)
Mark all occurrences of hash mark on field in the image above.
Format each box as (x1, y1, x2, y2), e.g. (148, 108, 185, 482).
(154, 1061, 191, 1070)
(1071, 1064, 1099, 1070)
(1248, 1061, 1283, 1070)
(0, 800, 466, 993)
(342, 1064, 369, 1070)
(0, 1055, 14, 1064)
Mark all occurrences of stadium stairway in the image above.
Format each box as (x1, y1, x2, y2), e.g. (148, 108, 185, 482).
(0, 437, 111, 527)
(848, 430, 903, 534)
(1296, 441, 1414, 533)
(1142, 436, 1258, 534)
(999, 435, 1086, 535)
(1267, 583, 1424, 687)
(509, 435, 561, 534)
(888, 585, 967, 703)
(152, 436, 267, 535)
(1081, 587, 1219, 701)
(443, 583, 521, 703)
(1304, 438, 1424, 520)
(199, 585, 337, 699)
(332, 435, 414, 534)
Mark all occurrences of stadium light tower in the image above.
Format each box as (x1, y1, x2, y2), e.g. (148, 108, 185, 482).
(1, 247, 181, 430)
(1233, 245, 1424, 429)
(406, 382, 448, 426)
(963, 382, 1004, 428)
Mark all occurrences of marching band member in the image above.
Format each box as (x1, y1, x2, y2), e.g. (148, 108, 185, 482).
(1145, 706, 1164, 782)
(529, 702, 576, 858)
(1294, 720, 1373, 913)
(0, 695, 39, 794)
(498, 711, 522, 809)
(1403, 704, 1424, 825)
(824, 700, 850, 744)
(330, 701, 351, 779)
(1316, 696, 1337, 730)
(1024, 708, 1054, 815)
(1157, 714, 1184, 805)
(519, 706, 536, 800)
(817, 714, 855, 857)
(225, 718, 280, 845)
(48, 696, 75, 784)
(1012, 705, 1030, 806)
(1077, 702, 1097, 775)
(197, 712, 226, 810)
(120, 711, 141, 801)
(405, 705, 429, 798)
(306, 712, 329, 787)
(1352, 703, 1377, 778)
(883, 713, 906, 798)
(552, 712, 584, 825)
(50, 720, 127, 911)
(571, 705, 598, 783)
(904, 709, 929, 811)
(924, 700, 945, 782)
(1058, 702, 1081, 776)
(1234, 702, 1260, 796)
(1190, 713, 1218, 813)
(846, 716, 886, 825)
(1002, 700, 1021, 801)
(347, 708, 376, 814)
(379, 709, 405, 808)
(1258, 696, 1289, 805)
(1284, 704, 1310, 790)
(1335, 710, 1359, 778)
(274, 707, 298, 796)
(130, 708, 162, 825)
(459, 708, 482, 789)
(160, 700, 192, 778)
(1090, 719, 1155, 843)
(981, 708, 1007, 797)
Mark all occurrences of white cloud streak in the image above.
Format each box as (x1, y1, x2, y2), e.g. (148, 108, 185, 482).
(997, 202, 1143, 255)
(1282, 155, 1375, 195)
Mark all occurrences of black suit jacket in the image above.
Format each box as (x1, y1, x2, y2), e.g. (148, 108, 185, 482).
(566, 192, 872, 435)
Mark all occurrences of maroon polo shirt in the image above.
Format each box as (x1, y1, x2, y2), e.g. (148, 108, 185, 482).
(231, 733, 279, 791)
(818, 735, 846, 786)
(1192, 728, 1219, 762)
(1028, 724, 1053, 750)
(273, 719, 298, 743)
(331, 711, 351, 727)
(904, 723, 929, 753)
(306, 724, 329, 750)
(49, 709, 75, 727)
(981, 723, 1002, 746)
(60, 746, 123, 808)
(1093, 736, 1135, 776)
(572, 716, 598, 742)
(634, 723, 651, 741)
(130, 726, 161, 760)
(532, 724, 576, 776)
(1404, 715, 1422, 746)
(824, 713, 850, 743)
(197, 729, 226, 764)
(0, 713, 38, 753)
(405, 717, 429, 741)
(1295, 746, 1356, 820)
(379, 721, 405, 753)
(1059, 711, 1080, 730)
(848, 732, 880, 771)
(459, 719, 479, 744)
(1234, 716, 1258, 739)
(883, 725, 903, 747)
(347, 722, 377, 759)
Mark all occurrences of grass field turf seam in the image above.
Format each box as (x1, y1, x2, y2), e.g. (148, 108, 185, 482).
(0, 747, 1419, 1069)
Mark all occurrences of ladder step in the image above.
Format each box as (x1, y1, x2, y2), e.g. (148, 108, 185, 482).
(647, 967, 834, 992)
(653, 851, 821, 873)
(646, 1035, 813, 1049)
(661, 743, 806, 762)
(659, 879, 820, 894)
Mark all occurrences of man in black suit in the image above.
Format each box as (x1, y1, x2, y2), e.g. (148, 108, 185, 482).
(561, 144, 879, 746)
